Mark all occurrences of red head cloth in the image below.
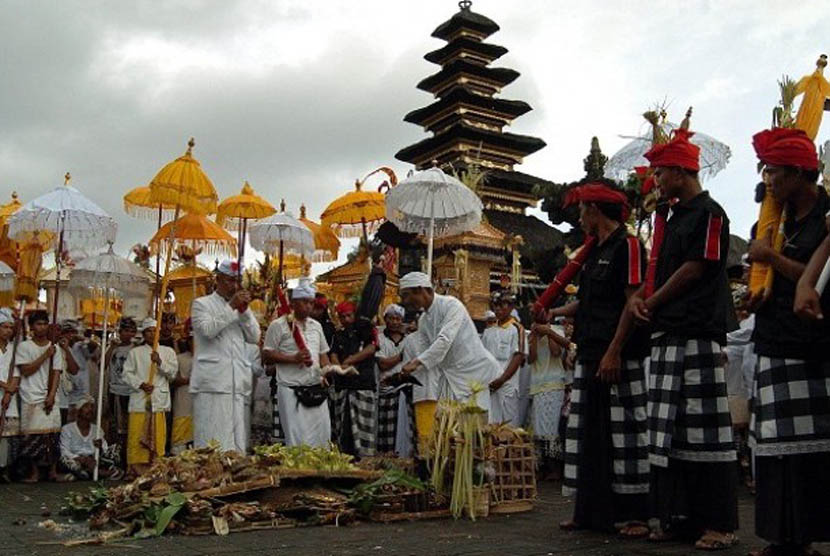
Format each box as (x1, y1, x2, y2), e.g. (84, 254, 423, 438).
(752, 128, 818, 171)
(634, 166, 656, 195)
(314, 295, 328, 309)
(335, 301, 356, 315)
(563, 183, 629, 207)
(644, 128, 700, 171)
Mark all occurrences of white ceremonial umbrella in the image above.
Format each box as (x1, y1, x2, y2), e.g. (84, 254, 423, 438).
(7, 174, 118, 327)
(69, 244, 149, 480)
(604, 122, 732, 183)
(385, 167, 483, 276)
(248, 210, 315, 284)
(0, 261, 14, 292)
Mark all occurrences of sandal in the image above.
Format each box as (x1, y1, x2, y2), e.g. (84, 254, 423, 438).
(695, 531, 738, 551)
(559, 520, 583, 531)
(619, 521, 650, 539)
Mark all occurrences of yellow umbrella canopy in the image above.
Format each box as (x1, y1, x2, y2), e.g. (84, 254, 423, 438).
(299, 204, 340, 263)
(148, 138, 218, 215)
(149, 213, 237, 257)
(216, 181, 276, 230)
(123, 185, 179, 220)
(270, 252, 310, 279)
(320, 179, 386, 240)
(0, 191, 22, 226)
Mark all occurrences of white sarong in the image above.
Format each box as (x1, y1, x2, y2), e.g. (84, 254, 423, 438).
(192, 392, 250, 453)
(276, 386, 330, 448)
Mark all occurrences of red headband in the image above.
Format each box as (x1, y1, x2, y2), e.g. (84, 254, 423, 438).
(644, 129, 700, 171)
(336, 301, 356, 315)
(563, 183, 629, 207)
(752, 128, 818, 171)
(314, 296, 328, 309)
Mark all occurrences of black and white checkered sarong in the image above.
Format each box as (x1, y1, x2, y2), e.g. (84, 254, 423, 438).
(331, 388, 377, 457)
(749, 356, 830, 456)
(563, 360, 649, 495)
(271, 383, 285, 445)
(648, 335, 735, 467)
(377, 387, 415, 454)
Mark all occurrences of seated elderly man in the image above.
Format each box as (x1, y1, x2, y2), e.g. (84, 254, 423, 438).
(59, 397, 122, 480)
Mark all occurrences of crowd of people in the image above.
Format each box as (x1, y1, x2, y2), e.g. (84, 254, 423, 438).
(0, 126, 828, 556)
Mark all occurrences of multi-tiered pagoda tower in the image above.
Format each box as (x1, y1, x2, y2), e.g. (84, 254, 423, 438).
(395, 1, 561, 298)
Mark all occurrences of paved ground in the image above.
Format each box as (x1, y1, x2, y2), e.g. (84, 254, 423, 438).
(0, 480, 824, 556)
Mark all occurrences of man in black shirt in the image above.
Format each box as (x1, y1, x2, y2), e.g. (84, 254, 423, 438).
(311, 294, 336, 349)
(329, 301, 377, 457)
(629, 129, 738, 549)
(552, 183, 649, 537)
(747, 128, 830, 556)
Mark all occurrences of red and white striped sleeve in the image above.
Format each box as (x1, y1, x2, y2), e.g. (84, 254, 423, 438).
(703, 213, 724, 261)
(625, 236, 644, 286)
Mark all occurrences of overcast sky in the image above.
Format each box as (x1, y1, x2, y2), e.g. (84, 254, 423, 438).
(2, 0, 829, 270)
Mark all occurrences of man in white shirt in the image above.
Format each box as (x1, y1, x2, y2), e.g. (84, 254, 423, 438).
(263, 279, 332, 447)
(400, 272, 500, 415)
(59, 397, 122, 480)
(16, 310, 66, 482)
(190, 260, 260, 453)
(0, 308, 21, 477)
(481, 292, 525, 426)
(123, 318, 178, 476)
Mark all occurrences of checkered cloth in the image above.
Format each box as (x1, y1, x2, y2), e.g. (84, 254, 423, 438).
(331, 388, 377, 457)
(377, 387, 415, 454)
(563, 360, 649, 495)
(648, 335, 735, 467)
(749, 356, 830, 456)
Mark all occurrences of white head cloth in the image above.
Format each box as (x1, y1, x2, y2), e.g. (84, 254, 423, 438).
(0, 308, 14, 325)
(511, 309, 519, 320)
(399, 272, 432, 290)
(216, 259, 242, 277)
(384, 304, 405, 319)
(139, 317, 157, 332)
(291, 278, 316, 300)
(483, 310, 496, 320)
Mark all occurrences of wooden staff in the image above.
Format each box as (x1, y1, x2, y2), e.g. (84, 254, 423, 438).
(644, 201, 670, 298)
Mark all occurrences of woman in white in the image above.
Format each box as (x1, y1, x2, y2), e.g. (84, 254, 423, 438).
(263, 280, 332, 447)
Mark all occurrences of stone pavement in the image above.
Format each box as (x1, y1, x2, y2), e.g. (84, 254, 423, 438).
(0, 479, 824, 556)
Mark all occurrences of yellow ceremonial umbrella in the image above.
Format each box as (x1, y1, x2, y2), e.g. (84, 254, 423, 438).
(270, 252, 311, 280)
(123, 185, 178, 221)
(0, 192, 23, 269)
(149, 213, 237, 258)
(143, 138, 219, 458)
(321, 173, 389, 244)
(216, 181, 276, 279)
(298, 204, 340, 263)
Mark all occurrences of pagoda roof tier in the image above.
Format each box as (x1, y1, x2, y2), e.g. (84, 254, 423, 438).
(417, 59, 519, 96)
(483, 210, 564, 259)
(424, 37, 507, 66)
(404, 87, 531, 131)
(432, 7, 500, 41)
(395, 122, 545, 167)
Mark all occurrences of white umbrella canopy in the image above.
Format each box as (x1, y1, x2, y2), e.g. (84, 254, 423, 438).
(0, 261, 14, 292)
(7, 177, 117, 251)
(248, 212, 315, 256)
(385, 167, 483, 275)
(68, 244, 150, 296)
(68, 243, 148, 481)
(248, 211, 315, 284)
(603, 122, 732, 183)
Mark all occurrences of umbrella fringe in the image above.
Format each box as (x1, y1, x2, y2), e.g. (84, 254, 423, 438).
(149, 239, 237, 258)
(123, 204, 174, 221)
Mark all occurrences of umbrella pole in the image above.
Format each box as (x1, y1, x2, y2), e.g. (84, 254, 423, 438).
(154, 204, 163, 314)
(278, 240, 284, 286)
(426, 197, 435, 277)
(46, 212, 66, 406)
(144, 204, 180, 460)
(93, 286, 110, 481)
(237, 217, 244, 283)
(361, 217, 368, 246)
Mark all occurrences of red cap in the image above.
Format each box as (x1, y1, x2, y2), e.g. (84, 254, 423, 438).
(314, 295, 328, 309)
(335, 301, 356, 315)
(752, 128, 818, 171)
(644, 129, 700, 171)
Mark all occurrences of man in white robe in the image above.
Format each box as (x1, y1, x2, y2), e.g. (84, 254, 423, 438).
(481, 292, 525, 426)
(262, 279, 332, 447)
(400, 272, 499, 414)
(190, 260, 260, 453)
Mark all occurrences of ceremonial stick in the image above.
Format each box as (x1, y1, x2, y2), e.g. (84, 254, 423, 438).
(644, 201, 670, 298)
(532, 235, 597, 314)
